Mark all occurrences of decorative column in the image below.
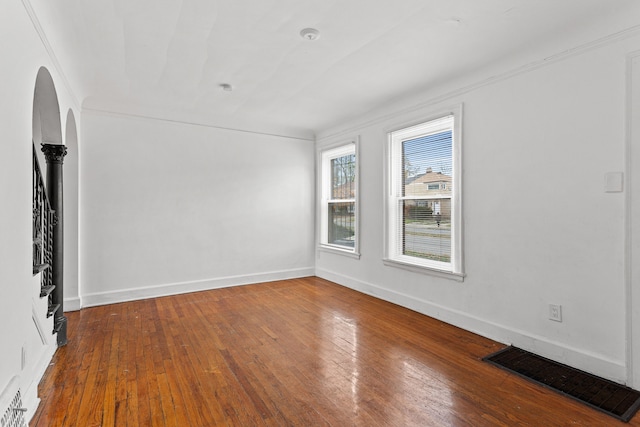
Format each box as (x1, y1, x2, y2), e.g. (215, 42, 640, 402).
(42, 143, 68, 346)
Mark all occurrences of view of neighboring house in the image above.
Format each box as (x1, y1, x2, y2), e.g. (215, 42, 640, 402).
(405, 167, 452, 219)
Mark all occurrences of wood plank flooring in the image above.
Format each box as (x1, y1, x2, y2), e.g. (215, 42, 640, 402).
(31, 277, 639, 426)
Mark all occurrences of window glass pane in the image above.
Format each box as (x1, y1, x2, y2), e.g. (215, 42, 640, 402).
(331, 154, 356, 199)
(328, 202, 355, 247)
(401, 199, 451, 262)
(402, 131, 452, 197)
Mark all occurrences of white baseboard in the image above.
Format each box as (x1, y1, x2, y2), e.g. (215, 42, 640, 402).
(81, 267, 315, 308)
(316, 267, 627, 384)
(64, 297, 81, 312)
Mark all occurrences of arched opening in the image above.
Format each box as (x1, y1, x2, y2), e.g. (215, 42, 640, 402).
(64, 109, 80, 310)
(31, 66, 67, 346)
(33, 67, 62, 167)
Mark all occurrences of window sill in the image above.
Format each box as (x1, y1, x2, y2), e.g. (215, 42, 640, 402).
(382, 258, 465, 282)
(318, 245, 361, 259)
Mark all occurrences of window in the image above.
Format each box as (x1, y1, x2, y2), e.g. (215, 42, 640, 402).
(319, 142, 358, 254)
(385, 109, 463, 277)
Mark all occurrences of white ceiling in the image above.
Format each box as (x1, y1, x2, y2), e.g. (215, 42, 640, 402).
(28, 0, 640, 139)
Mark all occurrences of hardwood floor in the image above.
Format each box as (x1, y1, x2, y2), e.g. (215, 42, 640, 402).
(31, 277, 638, 426)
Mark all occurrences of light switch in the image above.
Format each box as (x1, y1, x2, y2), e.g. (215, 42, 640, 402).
(604, 172, 624, 193)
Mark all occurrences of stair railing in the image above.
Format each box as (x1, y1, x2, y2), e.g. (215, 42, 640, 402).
(32, 145, 59, 327)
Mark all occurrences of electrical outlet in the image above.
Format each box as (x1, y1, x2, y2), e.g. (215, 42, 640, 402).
(549, 304, 562, 322)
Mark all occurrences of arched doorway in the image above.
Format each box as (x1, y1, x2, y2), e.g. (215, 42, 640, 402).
(32, 66, 67, 345)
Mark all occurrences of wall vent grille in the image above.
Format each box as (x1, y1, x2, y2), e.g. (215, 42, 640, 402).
(0, 377, 26, 427)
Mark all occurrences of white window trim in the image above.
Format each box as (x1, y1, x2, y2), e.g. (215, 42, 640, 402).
(383, 104, 464, 280)
(317, 138, 360, 258)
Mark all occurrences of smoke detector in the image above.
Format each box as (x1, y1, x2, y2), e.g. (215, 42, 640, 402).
(300, 28, 320, 41)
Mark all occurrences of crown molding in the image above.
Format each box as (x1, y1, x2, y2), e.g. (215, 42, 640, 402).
(317, 24, 640, 142)
(21, 0, 81, 110)
(82, 107, 316, 142)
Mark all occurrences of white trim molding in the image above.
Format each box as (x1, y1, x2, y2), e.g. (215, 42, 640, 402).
(318, 25, 640, 142)
(82, 107, 315, 142)
(81, 267, 315, 308)
(64, 297, 82, 312)
(317, 267, 627, 384)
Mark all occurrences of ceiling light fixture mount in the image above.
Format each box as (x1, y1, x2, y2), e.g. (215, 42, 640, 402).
(219, 83, 233, 92)
(300, 28, 320, 41)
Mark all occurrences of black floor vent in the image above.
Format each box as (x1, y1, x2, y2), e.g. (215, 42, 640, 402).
(483, 346, 640, 422)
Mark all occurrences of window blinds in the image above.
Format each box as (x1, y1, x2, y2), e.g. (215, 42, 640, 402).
(390, 115, 454, 266)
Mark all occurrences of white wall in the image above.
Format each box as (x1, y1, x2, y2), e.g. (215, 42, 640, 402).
(80, 112, 315, 306)
(316, 32, 640, 383)
(63, 110, 81, 310)
(0, 0, 81, 418)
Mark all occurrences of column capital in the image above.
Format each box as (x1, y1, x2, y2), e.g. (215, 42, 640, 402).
(41, 143, 67, 164)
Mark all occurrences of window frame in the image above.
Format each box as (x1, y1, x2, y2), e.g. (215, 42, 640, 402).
(318, 139, 360, 258)
(383, 105, 464, 280)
